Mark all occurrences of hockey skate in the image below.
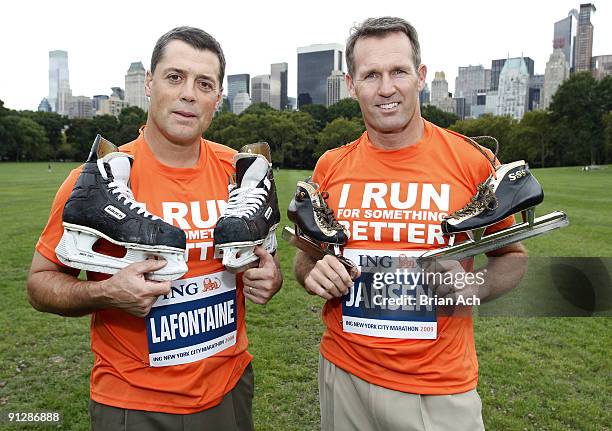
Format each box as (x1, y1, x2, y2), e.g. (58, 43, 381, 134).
(282, 179, 359, 278)
(213, 142, 280, 273)
(418, 159, 569, 264)
(55, 135, 188, 281)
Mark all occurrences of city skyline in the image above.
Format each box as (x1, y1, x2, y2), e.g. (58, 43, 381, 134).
(1, 0, 610, 111)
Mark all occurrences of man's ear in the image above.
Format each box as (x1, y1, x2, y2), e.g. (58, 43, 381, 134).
(145, 70, 153, 97)
(346, 73, 357, 99)
(417, 64, 427, 92)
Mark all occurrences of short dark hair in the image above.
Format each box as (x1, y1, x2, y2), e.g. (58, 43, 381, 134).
(346, 17, 421, 76)
(150, 26, 226, 88)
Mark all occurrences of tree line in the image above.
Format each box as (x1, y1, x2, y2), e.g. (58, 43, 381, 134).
(1, 73, 610, 168)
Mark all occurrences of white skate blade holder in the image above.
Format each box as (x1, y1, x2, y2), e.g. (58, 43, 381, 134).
(417, 210, 569, 265)
(214, 228, 278, 273)
(56, 224, 188, 281)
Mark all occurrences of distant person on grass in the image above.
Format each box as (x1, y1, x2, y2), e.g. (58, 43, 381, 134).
(27, 26, 282, 431)
(293, 17, 528, 431)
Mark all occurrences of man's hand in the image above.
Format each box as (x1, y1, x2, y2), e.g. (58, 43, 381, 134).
(99, 259, 171, 318)
(242, 246, 283, 304)
(303, 254, 360, 300)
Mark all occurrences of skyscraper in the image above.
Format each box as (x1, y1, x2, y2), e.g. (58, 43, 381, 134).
(592, 55, 612, 80)
(232, 92, 252, 115)
(297, 43, 343, 108)
(69, 96, 94, 119)
(251, 75, 270, 105)
(543, 49, 569, 109)
(553, 10, 578, 71)
(497, 58, 530, 119)
(125, 61, 148, 111)
(528, 74, 545, 111)
(270, 62, 288, 110)
(575, 3, 596, 72)
(455, 65, 488, 117)
(49, 50, 71, 115)
(490, 57, 534, 91)
(430, 72, 454, 113)
(326, 70, 349, 107)
(37, 98, 52, 112)
(227, 74, 250, 110)
(419, 84, 430, 105)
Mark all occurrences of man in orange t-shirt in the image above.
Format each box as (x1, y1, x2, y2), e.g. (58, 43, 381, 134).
(294, 17, 527, 431)
(27, 27, 282, 430)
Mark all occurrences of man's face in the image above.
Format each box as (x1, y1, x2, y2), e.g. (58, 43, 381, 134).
(347, 32, 427, 136)
(145, 40, 222, 145)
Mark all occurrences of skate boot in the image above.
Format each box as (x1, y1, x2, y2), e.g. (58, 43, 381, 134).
(213, 142, 280, 273)
(418, 160, 568, 263)
(282, 179, 358, 277)
(55, 135, 187, 281)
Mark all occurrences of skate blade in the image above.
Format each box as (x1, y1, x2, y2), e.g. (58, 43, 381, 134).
(417, 211, 569, 264)
(55, 227, 188, 281)
(214, 230, 278, 273)
(282, 227, 359, 278)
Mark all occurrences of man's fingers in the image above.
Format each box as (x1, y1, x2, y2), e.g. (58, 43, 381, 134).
(304, 276, 334, 300)
(311, 268, 345, 298)
(323, 255, 354, 288)
(127, 258, 168, 275)
(144, 280, 172, 297)
(253, 246, 274, 268)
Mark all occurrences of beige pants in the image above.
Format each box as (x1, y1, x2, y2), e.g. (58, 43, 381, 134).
(319, 355, 485, 431)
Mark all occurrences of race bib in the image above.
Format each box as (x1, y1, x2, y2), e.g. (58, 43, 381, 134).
(342, 249, 437, 339)
(146, 271, 237, 367)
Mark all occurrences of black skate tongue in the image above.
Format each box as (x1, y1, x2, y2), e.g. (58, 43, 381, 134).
(236, 156, 268, 188)
(103, 153, 132, 183)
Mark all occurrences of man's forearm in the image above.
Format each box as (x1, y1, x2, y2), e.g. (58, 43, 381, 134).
(479, 249, 528, 302)
(293, 250, 317, 287)
(27, 270, 106, 317)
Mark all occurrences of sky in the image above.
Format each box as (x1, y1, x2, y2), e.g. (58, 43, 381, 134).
(0, 0, 610, 111)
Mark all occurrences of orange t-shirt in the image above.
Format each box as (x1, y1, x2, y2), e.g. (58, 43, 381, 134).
(312, 120, 513, 395)
(36, 131, 252, 413)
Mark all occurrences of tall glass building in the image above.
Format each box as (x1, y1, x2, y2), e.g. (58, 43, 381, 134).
(553, 10, 578, 71)
(49, 50, 71, 115)
(270, 62, 288, 110)
(297, 44, 343, 108)
(227, 74, 250, 110)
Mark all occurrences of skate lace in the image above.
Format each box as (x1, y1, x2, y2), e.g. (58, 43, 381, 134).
(446, 182, 498, 220)
(108, 181, 161, 220)
(314, 191, 345, 231)
(224, 186, 268, 218)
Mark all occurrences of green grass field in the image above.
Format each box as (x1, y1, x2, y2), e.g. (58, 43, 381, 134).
(0, 163, 610, 430)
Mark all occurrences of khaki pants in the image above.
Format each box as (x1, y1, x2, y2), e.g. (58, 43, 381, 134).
(319, 355, 484, 431)
(90, 363, 254, 431)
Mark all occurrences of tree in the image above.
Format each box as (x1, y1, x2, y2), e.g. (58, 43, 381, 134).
(22, 111, 68, 159)
(450, 114, 517, 162)
(300, 104, 328, 131)
(511, 110, 553, 167)
(549, 72, 602, 166)
(0, 115, 49, 161)
(327, 98, 362, 123)
(117, 106, 147, 144)
(421, 105, 459, 128)
(242, 102, 275, 116)
(316, 118, 364, 158)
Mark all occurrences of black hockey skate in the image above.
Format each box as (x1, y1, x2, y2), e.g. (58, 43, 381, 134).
(418, 159, 568, 263)
(282, 179, 358, 278)
(55, 135, 188, 281)
(213, 142, 280, 273)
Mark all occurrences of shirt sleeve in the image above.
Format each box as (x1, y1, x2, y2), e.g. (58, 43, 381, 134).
(36, 167, 82, 265)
